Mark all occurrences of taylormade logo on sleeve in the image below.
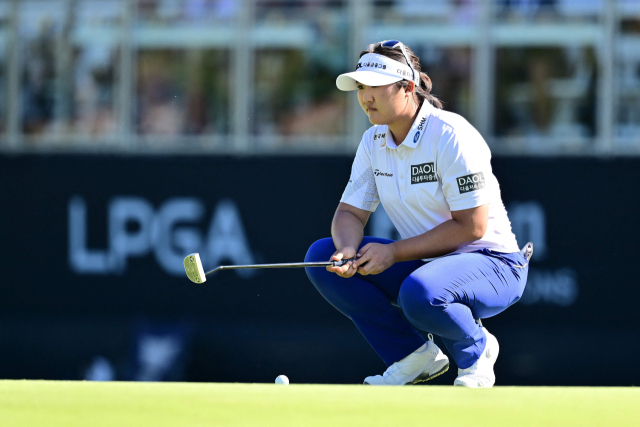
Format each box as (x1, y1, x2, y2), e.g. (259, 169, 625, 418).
(457, 172, 486, 193)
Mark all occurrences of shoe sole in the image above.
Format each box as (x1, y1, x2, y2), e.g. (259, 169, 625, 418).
(406, 362, 450, 385)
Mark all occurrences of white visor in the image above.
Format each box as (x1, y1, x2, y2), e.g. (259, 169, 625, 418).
(336, 53, 417, 91)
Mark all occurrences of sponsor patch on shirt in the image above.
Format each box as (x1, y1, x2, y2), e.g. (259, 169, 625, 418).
(417, 117, 426, 131)
(411, 162, 437, 184)
(374, 132, 387, 147)
(456, 172, 485, 193)
(374, 169, 393, 177)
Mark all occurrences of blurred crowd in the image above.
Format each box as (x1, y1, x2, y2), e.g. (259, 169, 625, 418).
(1, 0, 638, 149)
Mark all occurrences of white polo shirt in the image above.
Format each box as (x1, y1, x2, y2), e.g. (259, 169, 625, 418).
(341, 101, 519, 255)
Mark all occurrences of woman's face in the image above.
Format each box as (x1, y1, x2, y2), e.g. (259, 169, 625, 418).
(356, 81, 413, 125)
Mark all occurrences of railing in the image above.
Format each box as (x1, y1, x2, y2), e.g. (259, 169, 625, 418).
(0, 0, 637, 156)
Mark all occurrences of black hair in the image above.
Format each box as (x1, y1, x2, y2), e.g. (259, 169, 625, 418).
(359, 42, 443, 109)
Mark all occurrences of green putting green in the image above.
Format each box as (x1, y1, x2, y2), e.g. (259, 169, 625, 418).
(0, 381, 637, 427)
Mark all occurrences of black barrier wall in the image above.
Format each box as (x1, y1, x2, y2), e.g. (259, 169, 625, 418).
(1, 155, 639, 385)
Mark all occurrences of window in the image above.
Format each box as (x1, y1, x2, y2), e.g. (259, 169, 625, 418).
(134, 0, 233, 143)
(253, 1, 349, 148)
(495, 47, 597, 144)
(20, 0, 64, 138)
(616, 0, 640, 149)
(136, 49, 230, 138)
(70, 0, 123, 139)
(0, 1, 8, 137)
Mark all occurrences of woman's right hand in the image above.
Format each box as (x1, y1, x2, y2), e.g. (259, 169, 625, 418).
(327, 246, 358, 278)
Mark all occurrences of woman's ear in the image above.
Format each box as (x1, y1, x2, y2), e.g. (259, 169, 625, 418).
(405, 81, 415, 97)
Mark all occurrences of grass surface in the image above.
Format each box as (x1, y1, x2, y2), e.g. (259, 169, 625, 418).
(1, 381, 638, 427)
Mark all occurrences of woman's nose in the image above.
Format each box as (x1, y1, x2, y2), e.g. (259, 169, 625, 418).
(361, 88, 373, 102)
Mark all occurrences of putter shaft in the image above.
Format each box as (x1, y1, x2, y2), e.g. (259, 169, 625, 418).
(205, 259, 356, 276)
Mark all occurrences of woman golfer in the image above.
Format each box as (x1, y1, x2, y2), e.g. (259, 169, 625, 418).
(305, 41, 532, 387)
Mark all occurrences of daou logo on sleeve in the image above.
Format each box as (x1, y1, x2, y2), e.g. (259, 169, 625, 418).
(457, 172, 486, 194)
(411, 162, 437, 184)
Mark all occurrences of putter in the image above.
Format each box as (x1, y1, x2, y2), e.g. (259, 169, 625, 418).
(183, 253, 357, 283)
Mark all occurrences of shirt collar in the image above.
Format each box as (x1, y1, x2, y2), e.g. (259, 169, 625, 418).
(383, 130, 397, 149)
(402, 101, 433, 149)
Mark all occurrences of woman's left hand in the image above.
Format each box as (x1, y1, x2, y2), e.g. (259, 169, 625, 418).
(355, 243, 397, 275)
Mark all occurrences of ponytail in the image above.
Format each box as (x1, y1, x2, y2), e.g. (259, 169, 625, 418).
(417, 72, 443, 109)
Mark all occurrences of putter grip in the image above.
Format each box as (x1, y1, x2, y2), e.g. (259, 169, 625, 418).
(332, 258, 357, 267)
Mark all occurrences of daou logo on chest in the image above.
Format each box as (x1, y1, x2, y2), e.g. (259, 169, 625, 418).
(411, 162, 438, 184)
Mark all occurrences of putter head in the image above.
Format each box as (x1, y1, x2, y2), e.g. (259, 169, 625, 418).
(184, 253, 206, 283)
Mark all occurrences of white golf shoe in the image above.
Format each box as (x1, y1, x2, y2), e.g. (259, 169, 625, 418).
(453, 327, 499, 388)
(363, 334, 449, 385)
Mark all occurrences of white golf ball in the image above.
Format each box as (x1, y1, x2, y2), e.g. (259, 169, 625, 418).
(275, 375, 289, 385)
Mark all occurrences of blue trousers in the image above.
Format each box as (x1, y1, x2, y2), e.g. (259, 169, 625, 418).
(305, 237, 528, 369)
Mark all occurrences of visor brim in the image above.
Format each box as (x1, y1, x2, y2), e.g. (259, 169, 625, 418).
(336, 71, 404, 91)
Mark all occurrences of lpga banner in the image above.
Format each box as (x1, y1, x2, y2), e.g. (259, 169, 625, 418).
(1, 155, 639, 385)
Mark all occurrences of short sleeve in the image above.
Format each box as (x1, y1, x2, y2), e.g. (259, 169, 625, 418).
(438, 127, 492, 211)
(340, 135, 380, 212)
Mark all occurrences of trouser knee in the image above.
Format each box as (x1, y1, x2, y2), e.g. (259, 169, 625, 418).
(304, 237, 334, 263)
(304, 237, 334, 282)
(304, 237, 340, 292)
(398, 276, 445, 331)
(304, 238, 368, 315)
